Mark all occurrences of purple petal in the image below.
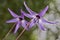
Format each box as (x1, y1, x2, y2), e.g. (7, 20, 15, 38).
(21, 9, 33, 18)
(14, 22, 20, 34)
(37, 22, 45, 31)
(6, 18, 17, 23)
(29, 19, 36, 29)
(20, 11, 24, 19)
(8, 8, 19, 17)
(39, 6, 48, 17)
(24, 1, 36, 15)
(42, 18, 57, 24)
(21, 20, 28, 30)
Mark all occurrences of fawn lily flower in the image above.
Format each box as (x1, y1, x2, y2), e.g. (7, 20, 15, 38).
(21, 2, 57, 30)
(6, 8, 28, 33)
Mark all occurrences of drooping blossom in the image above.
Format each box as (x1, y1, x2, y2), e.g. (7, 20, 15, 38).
(6, 8, 28, 33)
(21, 1, 57, 30)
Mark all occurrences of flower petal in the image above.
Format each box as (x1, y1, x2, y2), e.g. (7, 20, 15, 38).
(29, 19, 36, 29)
(24, 1, 36, 15)
(21, 9, 33, 18)
(42, 18, 57, 24)
(37, 22, 45, 31)
(39, 6, 48, 17)
(20, 11, 24, 19)
(14, 22, 20, 34)
(6, 18, 17, 23)
(21, 20, 28, 30)
(8, 8, 18, 17)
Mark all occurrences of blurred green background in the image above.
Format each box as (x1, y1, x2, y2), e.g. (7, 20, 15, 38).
(0, 0, 60, 40)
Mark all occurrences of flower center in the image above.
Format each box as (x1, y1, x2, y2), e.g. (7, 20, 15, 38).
(36, 15, 40, 19)
(17, 17, 23, 21)
(19, 18, 23, 20)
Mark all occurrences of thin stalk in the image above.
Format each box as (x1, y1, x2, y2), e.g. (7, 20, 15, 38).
(3, 23, 16, 40)
(16, 22, 30, 40)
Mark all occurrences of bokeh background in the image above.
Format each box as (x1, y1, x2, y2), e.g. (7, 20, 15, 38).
(0, 0, 60, 40)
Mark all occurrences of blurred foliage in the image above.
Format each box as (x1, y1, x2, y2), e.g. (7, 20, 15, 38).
(0, 0, 51, 40)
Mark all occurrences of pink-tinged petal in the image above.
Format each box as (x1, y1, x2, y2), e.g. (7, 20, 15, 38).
(42, 18, 57, 24)
(29, 19, 36, 29)
(8, 8, 19, 17)
(37, 22, 45, 31)
(14, 22, 20, 34)
(21, 9, 33, 18)
(39, 6, 48, 17)
(6, 18, 17, 23)
(24, 1, 36, 15)
(21, 20, 28, 30)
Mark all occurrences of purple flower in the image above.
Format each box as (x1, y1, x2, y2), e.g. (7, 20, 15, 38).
(21, 2, 57, 30)
(6, 8, 28, 34)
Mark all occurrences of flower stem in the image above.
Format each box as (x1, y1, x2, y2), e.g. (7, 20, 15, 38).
(2, 23, 15, 40)
(16, 22, 30, 40)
